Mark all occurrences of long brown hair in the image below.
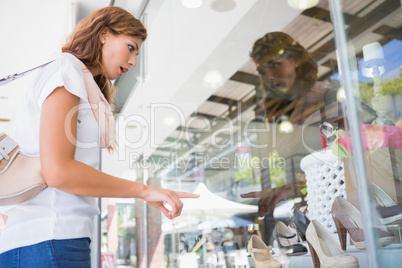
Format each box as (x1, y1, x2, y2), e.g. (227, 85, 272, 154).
(62, 6, 147, 105)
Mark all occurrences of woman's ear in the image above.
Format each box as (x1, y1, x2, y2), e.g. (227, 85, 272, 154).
(99, 28, 109, 44)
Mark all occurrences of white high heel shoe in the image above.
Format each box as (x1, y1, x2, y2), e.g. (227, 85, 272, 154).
(372, 182, 397, 207)
(306, 220, 359, 268)
(247, 235, 281, 268)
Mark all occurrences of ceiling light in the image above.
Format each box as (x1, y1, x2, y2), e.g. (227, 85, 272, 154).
(164, 116, 176, 126)
(181, 0, 204, 9)
(210, 0, 237, 12)
(287, 0, 319, 10)
(361, 42, 385, 78)
(336, 86, 346, 102)
(279, 116, 294, 134)
(203, 70, 224, 89)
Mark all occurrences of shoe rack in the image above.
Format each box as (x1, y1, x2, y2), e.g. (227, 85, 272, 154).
(265, 241, 402, 268)
(246, 198, 402, 268)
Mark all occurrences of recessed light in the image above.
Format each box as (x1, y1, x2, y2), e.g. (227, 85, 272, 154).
(287, 0, 319, 10)
(279, 116, 294, 134)
(203, 70, 224, 89)
(164, 117, 176, 125)
(210, 0, 236, 12)
(336, 87, 346, 102)
(181, 0, 204, 9)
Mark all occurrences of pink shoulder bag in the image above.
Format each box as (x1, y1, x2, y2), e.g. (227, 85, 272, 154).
(0, 61, 52, 206)
(0, 133, 47, 206)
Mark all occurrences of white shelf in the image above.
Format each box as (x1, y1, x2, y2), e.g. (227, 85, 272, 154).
(251, 241, 402, 268)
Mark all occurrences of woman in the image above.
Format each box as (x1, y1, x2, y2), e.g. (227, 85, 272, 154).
(241, 32, 340, 216)
(0, 6, 198, 267)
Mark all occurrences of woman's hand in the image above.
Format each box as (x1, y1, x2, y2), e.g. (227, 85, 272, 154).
(241, 183, 303, 217)
(142, 186, 200, 220)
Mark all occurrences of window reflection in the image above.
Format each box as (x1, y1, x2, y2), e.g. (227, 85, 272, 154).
(99, 1, 402, 267)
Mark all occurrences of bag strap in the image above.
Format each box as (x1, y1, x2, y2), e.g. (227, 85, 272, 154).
(0, 133, 19, 160)
(0, 133, 20, 175)
(0, 60, 54, 87)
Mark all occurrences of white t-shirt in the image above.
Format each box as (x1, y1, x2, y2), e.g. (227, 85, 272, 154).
(0, 56, 101, 254)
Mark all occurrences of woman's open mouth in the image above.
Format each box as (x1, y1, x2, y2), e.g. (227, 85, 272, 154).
(120, 67, 129, 76)
(265, 80, 289, 94)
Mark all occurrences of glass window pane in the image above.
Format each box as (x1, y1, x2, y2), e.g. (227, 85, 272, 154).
(98, 1, 402, 267)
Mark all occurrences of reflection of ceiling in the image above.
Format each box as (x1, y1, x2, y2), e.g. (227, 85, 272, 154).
(144, 0, 402, 180)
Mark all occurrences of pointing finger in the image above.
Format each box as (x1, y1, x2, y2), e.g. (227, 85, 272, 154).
(174, 192, 200, 199)
(241, 191, 260, 198)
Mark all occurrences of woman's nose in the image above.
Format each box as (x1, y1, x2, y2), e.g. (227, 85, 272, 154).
(128, 55, 137, 68)
(264, 69, 276, 80)
(261, 70, 276, 87)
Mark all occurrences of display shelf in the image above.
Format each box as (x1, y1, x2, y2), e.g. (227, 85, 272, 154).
(300, 148, 346, 233)
(247, 236, 402, 268)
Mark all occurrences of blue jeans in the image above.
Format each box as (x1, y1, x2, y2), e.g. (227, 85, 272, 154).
(0, 238, 91, 268)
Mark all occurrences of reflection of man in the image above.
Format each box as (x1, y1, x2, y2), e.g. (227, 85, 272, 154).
(241, 32, 342, 217)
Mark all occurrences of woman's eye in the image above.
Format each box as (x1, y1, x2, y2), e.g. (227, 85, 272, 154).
(128, 45, 134, 52)
(257, 69, 266, 76)
(269, 63, 279, 69)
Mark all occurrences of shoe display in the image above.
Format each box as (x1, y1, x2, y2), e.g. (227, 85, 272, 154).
(306, 220, 359, 268)
(371, 182, 397, 207)
(376, 203, 402, 224)
(273, 221, 308, 256)
(372, 182, 402, 224)
(331, 196, 394, 250)
(247, 235, 281, 268)
(290, 207, 311, 241)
